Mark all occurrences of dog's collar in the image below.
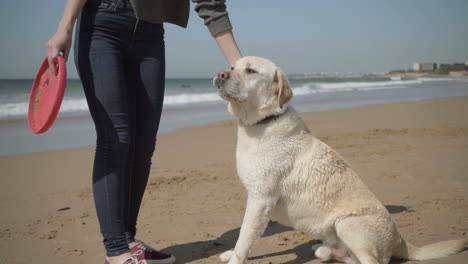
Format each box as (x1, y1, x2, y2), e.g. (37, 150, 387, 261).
(253, 107, 289, 126)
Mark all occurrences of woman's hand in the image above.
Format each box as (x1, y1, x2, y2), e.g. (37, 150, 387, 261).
(46, 30, 72, 75)
(46, 0, 88, 75)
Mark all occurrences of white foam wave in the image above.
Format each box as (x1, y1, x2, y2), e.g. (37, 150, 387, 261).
(164, 92, 221, 105)
(0, 77, 460, 119)
(291, 78, 432, 96)
(292, 86, 315, 96)
(0, 97, 90, 119)
(0, 93, 223, 119)
(317, 79, 422, 90)
(0, 101, 30, 118)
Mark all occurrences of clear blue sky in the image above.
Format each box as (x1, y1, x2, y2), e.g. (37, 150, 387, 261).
(1, 0, 467, 79)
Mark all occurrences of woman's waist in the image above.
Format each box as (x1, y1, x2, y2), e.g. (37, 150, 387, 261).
(83, 0, 135, 15)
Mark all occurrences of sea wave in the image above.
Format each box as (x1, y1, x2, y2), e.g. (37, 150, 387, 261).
(0, 77, 459, 119)
(291, 77, 460, 95)
(0, 98, 90, 119)
(164, 92, 221, 105)
(299, 79, 422, 93)
(0, 93, 224, 119)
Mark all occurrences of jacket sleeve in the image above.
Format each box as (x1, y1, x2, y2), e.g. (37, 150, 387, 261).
(192, 0, 233, 37)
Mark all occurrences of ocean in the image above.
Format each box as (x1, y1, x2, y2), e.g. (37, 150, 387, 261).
(1, 76, 468, 156)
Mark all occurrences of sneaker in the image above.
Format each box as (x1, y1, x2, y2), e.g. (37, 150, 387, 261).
(123, 257, 140, 264)
(130, 240, 176, 264)
(105, 256, 140, 264)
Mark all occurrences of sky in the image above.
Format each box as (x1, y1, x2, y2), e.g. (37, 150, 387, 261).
(1, 0, 467, 79)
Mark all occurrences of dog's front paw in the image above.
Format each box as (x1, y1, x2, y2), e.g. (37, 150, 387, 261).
(220, 250, 234, 262)
(314, 246, 332, 261)
(220, 250, 243, 264)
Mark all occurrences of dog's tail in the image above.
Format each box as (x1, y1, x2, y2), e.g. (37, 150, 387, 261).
(393, 238, 466, 261)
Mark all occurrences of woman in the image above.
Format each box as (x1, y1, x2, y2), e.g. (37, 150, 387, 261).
(46, 0, 242, 263)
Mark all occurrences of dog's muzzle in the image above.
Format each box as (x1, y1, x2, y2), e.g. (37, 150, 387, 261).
(214, 71, 230, 89)
(214, 78, 224, 89)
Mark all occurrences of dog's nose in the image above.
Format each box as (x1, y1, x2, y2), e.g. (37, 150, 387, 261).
(217, 71, 230, 80)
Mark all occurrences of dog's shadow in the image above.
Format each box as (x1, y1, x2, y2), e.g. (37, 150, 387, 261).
(161, 205, 410, 263)
(161, 221, 308, 263)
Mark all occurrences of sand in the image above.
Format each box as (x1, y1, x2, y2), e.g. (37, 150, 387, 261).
(1, 96, 467, 264)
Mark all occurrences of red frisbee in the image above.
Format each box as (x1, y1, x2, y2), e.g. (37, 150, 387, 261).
(28, 56, 67, 134)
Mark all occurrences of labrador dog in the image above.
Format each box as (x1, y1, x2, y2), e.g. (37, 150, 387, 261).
(213, 56, 466, 264)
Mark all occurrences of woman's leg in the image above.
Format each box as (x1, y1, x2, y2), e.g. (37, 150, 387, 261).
(74, 10, 136, 257)
(123, 21, 166, 242)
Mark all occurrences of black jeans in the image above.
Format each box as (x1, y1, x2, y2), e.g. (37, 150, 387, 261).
(74, 1, 165, 257)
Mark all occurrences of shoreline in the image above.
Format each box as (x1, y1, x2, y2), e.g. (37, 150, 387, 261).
(1, 96, 468, 263)
(1, 95, 466, 157)
(0, 114, 93, 125)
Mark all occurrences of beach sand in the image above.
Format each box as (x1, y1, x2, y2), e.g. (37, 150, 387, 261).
(1, 97, 467, 264)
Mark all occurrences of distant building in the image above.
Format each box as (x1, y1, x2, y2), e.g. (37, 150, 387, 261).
(439, 63, 468, 74)
(413, 62, 436, 72)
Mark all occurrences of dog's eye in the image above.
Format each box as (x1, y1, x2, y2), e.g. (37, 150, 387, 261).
(245, 68, 257, 74)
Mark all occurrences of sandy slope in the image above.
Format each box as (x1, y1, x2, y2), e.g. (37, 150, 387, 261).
(1, 97, 467, 263)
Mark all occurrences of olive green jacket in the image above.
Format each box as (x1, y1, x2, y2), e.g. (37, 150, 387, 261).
(129, 0, 232, 36)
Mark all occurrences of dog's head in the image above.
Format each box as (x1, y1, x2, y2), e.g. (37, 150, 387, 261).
(213, 56, 293, 125)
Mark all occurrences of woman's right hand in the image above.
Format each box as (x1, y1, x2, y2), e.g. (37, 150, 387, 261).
(45, 0, 88, 74)
(46, 30, 72, 75)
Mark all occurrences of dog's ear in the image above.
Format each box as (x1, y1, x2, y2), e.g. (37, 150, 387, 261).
(273, 69, 293, 109)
